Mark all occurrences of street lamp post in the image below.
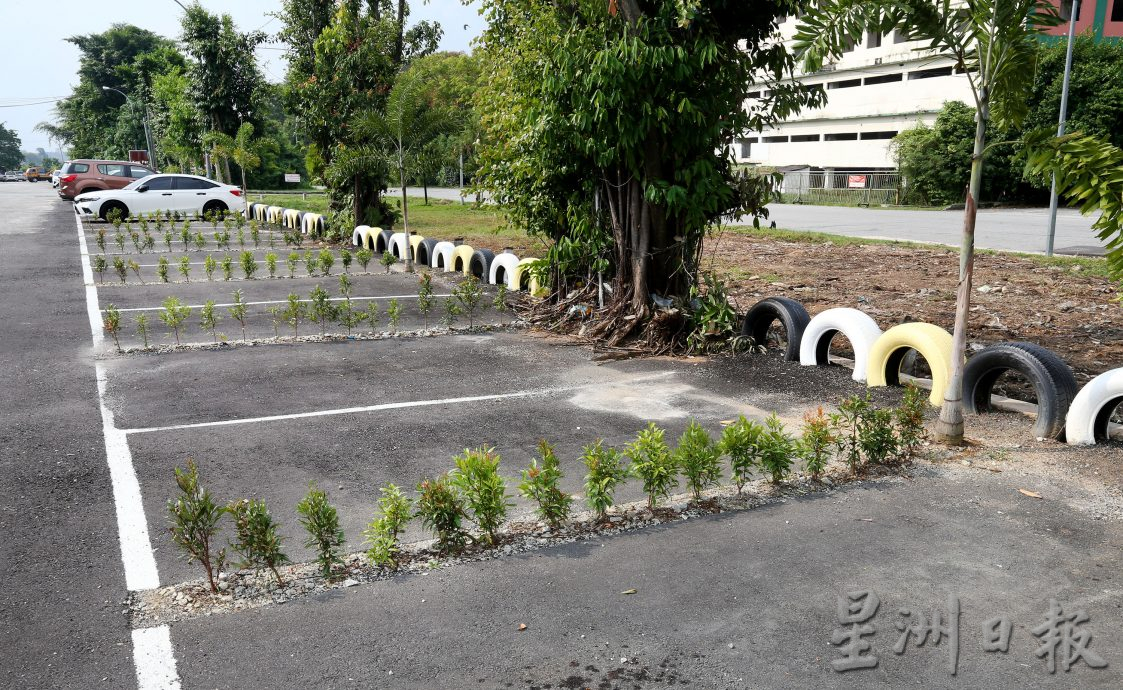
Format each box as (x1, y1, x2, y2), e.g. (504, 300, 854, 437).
(1045, 0, 1080, 257)
(102, 86, 156, 169)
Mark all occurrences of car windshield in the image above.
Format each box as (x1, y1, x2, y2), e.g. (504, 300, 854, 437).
(123, 176, 154, 190)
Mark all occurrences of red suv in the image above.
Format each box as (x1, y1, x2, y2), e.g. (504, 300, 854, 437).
(57, 159, 155, 201)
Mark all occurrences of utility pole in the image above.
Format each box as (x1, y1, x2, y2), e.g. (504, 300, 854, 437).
(1045, 0, 1079, 257)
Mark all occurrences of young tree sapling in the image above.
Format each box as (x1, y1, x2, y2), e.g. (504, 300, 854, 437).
(240, 251, 257, 279)
(103, 304, 122, 352)
(204, 254, 216, 280)
(167, 459, 226, 593)
(581, 439, 627, 521)
(626, 423, 677, 509)
(517, 439, 573, 528)
(228, 290, 248, 341)
(93, 255, 108, 283)
(160, 296, 192, 345)
(227, 498, 290, 585)
(157, 256, 170, 283)
(265, 252, 278, 278)
(356, 248, 373, 272)
(296, 484, 345, 578)
(135, 313, 150, 348)
(221, 255, 233, 281)
(178, 255, 191, 282)
(675, 419, 722, 501)
(449, 447, 513, 546)
(200, 300, 220, 342)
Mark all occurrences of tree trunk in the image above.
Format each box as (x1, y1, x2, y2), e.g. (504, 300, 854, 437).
(423, 182, 429, 205)
(240, 168, 248, 218)
(353, 176, 363, 229)
(393, 0, 407, 65)
(223, 158, 232, 188)
(934, 104, 987, 445)
(400, 159, 412, 272)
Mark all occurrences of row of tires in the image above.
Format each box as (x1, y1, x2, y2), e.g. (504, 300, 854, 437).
(350, 225, 542, 294)
(743, 296, 1121, 446)
(246, 202, 326, 236)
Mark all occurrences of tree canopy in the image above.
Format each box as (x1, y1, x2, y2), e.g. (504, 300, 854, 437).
(0, 124, 21, 171)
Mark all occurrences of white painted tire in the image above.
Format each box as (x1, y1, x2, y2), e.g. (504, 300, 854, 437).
(799, 308, 883, 383)
(388, 232, 408, 259)
(352, 225, 372, 248)
(1065, 367, 1123, 445)
(489, 253, 520, 286)
(513, 257, 541, 294)
(432, 241, 456, 270)
(302, 213, 322, 235)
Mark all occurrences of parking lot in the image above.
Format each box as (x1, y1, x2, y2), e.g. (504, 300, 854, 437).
(3, 182, 1122, 689)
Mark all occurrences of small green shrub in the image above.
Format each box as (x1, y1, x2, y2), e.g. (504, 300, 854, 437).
(296, 484, 345, 578)
(228, 290, 248, 341)
(265, 252, 278, 278)
(282, 292, 305, 336)
(798, 408, 833, 479)
(309, 284, 336, 334)
(135, 313, 150, 348)
(356, 248, 373, 271)
(130, 230, 142, 253)
(200, 300, 220, 342)
(454, 276, 484, 327)
(387, 298, 402, 331)
(168, 459, 226, 593)
(517, 440, 573, 528)
(287, 252, 299, 278)
(417, 273, 434, 325)
(493, 283, 508, 312)
(237, 227, 246, 249)
(895, 383, 927, 456)
(251, 223, 260, 248)
(831, 394, 869, 474)
(380, 250, 397, 273)
(114, 229, 126, 252)
(362, 484, 412, 568)
(719, 416, 765, 494)
(157, 256, 170, 283)
(582, 440, 627, 520)
(366, 299, 380, 329)
(266, 306, 282, 337)
(415, 474, 470, 554)
(626, 423, 677, 509)
(180, 223, 191, 250)
(103, 304, 122, 352)
(143, 231, 155, 252)
(319, 249, 334, 276)
(240, 251, 257, 279)
(860, 407, 899, 466)
(178, 255, 191, 282)
(676, 419, 722, 500)
(93, 255, 107, 283)
(113, 256, 127, 283)
(96, 228, 107, 252)
(760, 414, 796, 484)
(227, 498, 289, 585)
(450, 447, 513, 546)
(337, 274, 365, 335)
(304, 250, 318, 277)
(442, 297, 460, 326)
(128, 259, 142, 282)
(340, 249, 352, 273)
(221, 255, 233, 281)
(163, 230, 173, 252)
(194, 231, 206, 250)
(160, 296, 192, 345)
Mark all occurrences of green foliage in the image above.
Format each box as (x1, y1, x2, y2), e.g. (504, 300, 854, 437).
(308, 284, 336, 334)
(831, 394, 869, 474)
(860, 407, 899, 466)
(895, 384, 928, 456)
(492, 283, 508, 313)
(160, 296, 192, 345)
(417, 272, 434, 325)
(442, 297, 460, 326)
(180, 224, 191, 250)
(337, 274, 365, 335)
(449, 447, 514, 545)
(204, 254, 216, 280)
(130, 230, 143, 254)
(687, 273, 744, 353)
(103, 304, 122, 352)
(221, 255, 233, 281)
(626, 423, 678, 509)
(114, 229, 126, 253)
(200, 300, 220, 342)
(178, 255, 191, 282)
(798, 408, 833, 479)
(96, 228, 107, 253)
(265, 252, 278, 278)
(168, 459, 226, 593)
(194, 232, 206, 250)
(581, 440, 627, 520)
(135, 313, 150, 348)
(296, 484, 345, 578)
(318, 248, 334, 276)
(415, 474, 470, 554)
(282, 292, 304, 336)
(362, 484, 413, 569)
(356, 248, 373, 271)
(0, 123, 21, 170)
(240, 250, 257, 279)
(304, 250, 319, 277)
(127, 259, 142, 282)
(163, 230, 173, 252)
(387, 298, 402, 331)
(237, 227, 246, 249)
(227, 498, 290, 585)
(228, 290, 248, 341)
(340, 249, 353, 273)
(759, 414, 796, 485)
(719, 416, 765, 494)
(251, 222, 260, 248)
(266, 305, 282, 337)
(93, 255, 108, 283)
(675, 419, 722, 500)
(517, 440, 573, 528)
(454, 275, 484, 327)
(287, 252, 299, 278)
(113, 256, 127, 283)
(366, 299, 380, 329)
(157, 256, 170, 283)
(380, 250, 398, 273)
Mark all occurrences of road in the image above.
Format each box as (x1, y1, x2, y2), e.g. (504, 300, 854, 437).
(390, 186, 1105, 256)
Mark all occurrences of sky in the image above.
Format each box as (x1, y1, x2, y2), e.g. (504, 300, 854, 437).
(0, 0, 483, 152)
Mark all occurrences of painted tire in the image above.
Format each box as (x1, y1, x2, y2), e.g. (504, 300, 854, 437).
(267, 206, 283, 224)
(296, 211, 306, 230)
(468, 249, 495, 280)
(388, 232, 408, 259)
(352, 225, 372, 248)
(432, 241, 456, 270)
(799, 308, 882, 382)
(408, 234, 426, 260)
(962, 342, 1077, 441)
(489, 252, 520, 286)
(375, 228, 392, 254)
(740, 297, 810, 362)
(1065, 368, 1123, 445)
(302, 213, 322, 236)
(254, 204, 267, 222)
(451, 245, 475, 275)
(415, 239, 439, 267)
(513, 257, 540, 293)
(866, 323, 954, 407)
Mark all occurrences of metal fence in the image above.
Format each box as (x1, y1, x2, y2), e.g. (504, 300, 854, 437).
(779, 170, 901, 206)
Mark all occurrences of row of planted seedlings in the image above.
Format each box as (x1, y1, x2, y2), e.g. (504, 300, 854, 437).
(91, 245, 401, 285)
(102, 272, 507, 349)
(166, 385, 927, 599)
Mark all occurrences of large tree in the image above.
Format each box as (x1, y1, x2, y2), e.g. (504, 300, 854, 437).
(475, 0, 821, 342)
(0, 124, 22, 171)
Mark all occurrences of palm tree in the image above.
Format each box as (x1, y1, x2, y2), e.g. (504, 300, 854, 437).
(203, 130, 235, 184)
(230, 122, 265, 194)
(794, 0, 1064, 445)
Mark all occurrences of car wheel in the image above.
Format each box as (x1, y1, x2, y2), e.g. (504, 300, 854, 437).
(99, 201, 129, 223)
(202, 200, 228, 217)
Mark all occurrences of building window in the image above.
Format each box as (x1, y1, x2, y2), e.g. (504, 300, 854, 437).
(864, 73, 903, 85)
(824, 133, 858, 141)
(1113, 0, 1123, 21)
(860, 131, 898, 140)
(827, 78, 862, 89)
(791, 134, 821, 142)
(746, 91, 761, 99)
(738, 138, 757, 157)
(908, 67, 954, 80)
(763, 135, 789, 143)
(867, 31, 882, 48)
(893, 29, 909, 44)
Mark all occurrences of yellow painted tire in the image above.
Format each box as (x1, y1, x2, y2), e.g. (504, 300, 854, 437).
(450, 244, 475, 275)
(866, 322, 955, 406)
(352, 225, 372, 248)
(408, 234, 425, 256)
(286, 209, 300, 229)
(513, 257, 541, 294)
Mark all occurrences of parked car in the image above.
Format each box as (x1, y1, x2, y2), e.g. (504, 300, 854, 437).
(24, 166, 49, 182)
(51, 169, 62, 187)
(73, 173, 246, 221)
(57, 159, 154, 201)
(2, 170, 23, 182)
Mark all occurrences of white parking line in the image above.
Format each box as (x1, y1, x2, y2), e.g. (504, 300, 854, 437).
(104, 294, 453, 313)
(75, 214, 179, 688)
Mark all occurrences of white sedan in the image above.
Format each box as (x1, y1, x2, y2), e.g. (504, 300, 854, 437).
(74, 173, 247, 221)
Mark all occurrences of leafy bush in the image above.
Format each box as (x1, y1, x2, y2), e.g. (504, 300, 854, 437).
(798, 407, 833, 479)
(380, 250, 398, 273)
(178, 255, 191, 282)
(449, 447, 513, 546)
(194, 231, 206, 250)
(387, 298, 402, 331)
(93, 255, 107, 283)
(760, 414, 796, 484)
(228, 290, 248, 341)
(163, 230, 173, 252)
(442, 297, 460, 326)
(296, 484, 345, 578)
(417, 273, 434, 325)
(687, 273, 743, 353)
(454, 276, 484, 327)
(240, 251, 257, 279)
(265, 252, 278, 278)
(266, 306, 282, 337)
(493, 284, 508, 313)
(860, 407, 899, 466)
(415, 474, 470, 554)
(160, 296, 192, 345)
(200, 300, 220, 342)
(309, 284, 336, 334)
(626, 423, 677, 509)
(135, 313, 150, 348)
(356, 248, 373, 271)
(366, 299, 380, 329)
(282, 293, 305, 336)
(157, 256, 170, 283)
(96, 228, 107, 252)
(337, 274, 365, 335)
(830, 394, 869, 474)
(237, 227, 246, 249)
(227, 498, 289, 585)
(250, 223, 260, 248)
(362, 484, 412, 568)
(113, 256, 127, 283)
(287, 252, 299, 278)
(582, 440, 627, 520)
(719, 416, 765, 494)
(204, 254, 216, 280)
(168, 459, 226, 593)
(676, 419, 722, 500)
(127, 259, 142, 282)
(895, 383, 927, 456)
(220, 255, 233, 281)
(304, 250, 318, 277)
(340, 249, 353, 273)
(130, 230, 142, 253)
(103, 304, 122, 352)
(180, 223, 191, 250)
(319, 249, 334, 276)
(114, 229, 126, 252)
(517, 440, 573, 528)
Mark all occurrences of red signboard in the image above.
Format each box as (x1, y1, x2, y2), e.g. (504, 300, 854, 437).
(847, 174, 867, 189)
